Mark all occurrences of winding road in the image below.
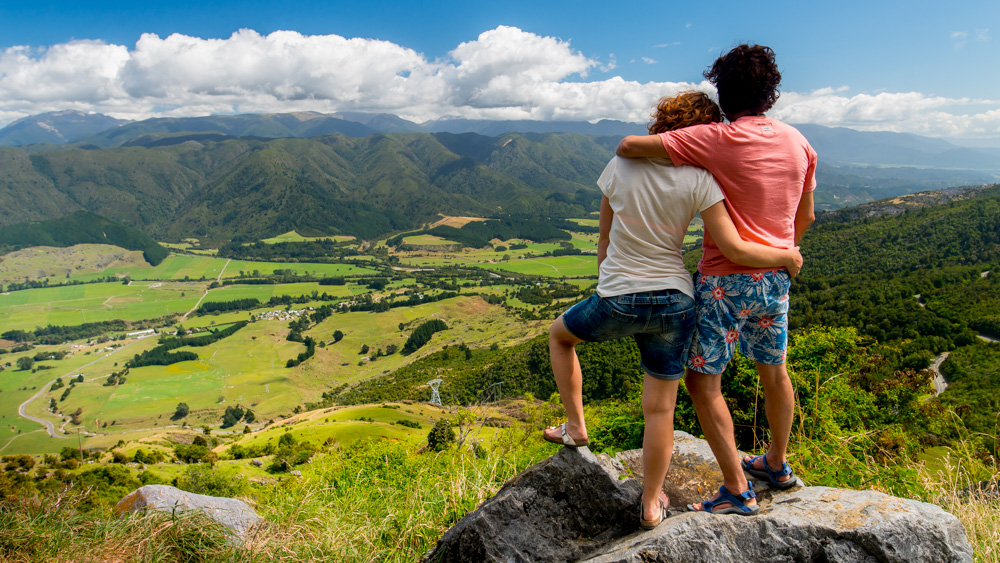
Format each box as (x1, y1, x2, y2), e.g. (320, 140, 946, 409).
(181, 258, 230, 321)
(15, 337, 149, 439)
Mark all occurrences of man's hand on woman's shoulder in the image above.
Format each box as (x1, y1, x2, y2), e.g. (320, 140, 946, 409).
(616, 135, 671, 160)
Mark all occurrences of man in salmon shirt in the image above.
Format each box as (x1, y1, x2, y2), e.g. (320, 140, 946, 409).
(616, 44, 817, 515)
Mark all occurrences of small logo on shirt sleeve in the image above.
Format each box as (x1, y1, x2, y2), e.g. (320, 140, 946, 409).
(759, 125, 773, 133)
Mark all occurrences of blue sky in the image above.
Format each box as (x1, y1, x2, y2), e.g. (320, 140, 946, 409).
(1, 0, 998, 140)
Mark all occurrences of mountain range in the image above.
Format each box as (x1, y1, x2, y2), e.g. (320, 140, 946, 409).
(0, 110, 997, 243)
(5, 110, 999, 172)
(0, 131, 612, 242)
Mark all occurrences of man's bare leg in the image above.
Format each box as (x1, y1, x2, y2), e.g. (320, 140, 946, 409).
(641, 373, 679, 521)
(542, 315, 588, 444)
(744, 362, 794, 482)
(685, 367, 755, 511)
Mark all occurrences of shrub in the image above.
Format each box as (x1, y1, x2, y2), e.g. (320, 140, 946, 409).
(427, 419, 455, 452)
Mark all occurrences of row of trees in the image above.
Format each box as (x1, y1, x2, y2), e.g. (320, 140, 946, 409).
(128, 322, 248, 368)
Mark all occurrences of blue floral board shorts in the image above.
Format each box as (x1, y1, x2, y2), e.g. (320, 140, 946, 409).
(561, 289, 695, 380)
(687, 271, 791, 375)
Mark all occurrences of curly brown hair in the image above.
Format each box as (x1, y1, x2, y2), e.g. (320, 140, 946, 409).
(703, 44, 781, 119)
(647, 91, 723, 135)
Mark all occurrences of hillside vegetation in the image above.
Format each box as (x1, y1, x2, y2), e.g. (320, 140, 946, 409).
(0, 132, 611, 242)
(3, 127, 995, 243)
(0, 211, 168, 266)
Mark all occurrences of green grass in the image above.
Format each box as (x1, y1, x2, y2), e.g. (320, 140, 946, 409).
(3, 251, 379, 286)
(228, 403, 443, 452)
(402, 234, 457, 246)
(259, 231, 356, 244)
(477, 255, 598, 277)
(225, 261, 378, 278)
(0, 282, 201, 331)
(2, 294, 544, 455)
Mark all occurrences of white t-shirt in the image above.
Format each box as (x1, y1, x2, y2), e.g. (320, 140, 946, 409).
(596, 156, 724, 298)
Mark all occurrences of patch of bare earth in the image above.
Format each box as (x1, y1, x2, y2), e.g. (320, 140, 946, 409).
(428, 215, 492, 229)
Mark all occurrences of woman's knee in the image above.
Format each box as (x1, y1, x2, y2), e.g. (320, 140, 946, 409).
(549, 315, 581, 346)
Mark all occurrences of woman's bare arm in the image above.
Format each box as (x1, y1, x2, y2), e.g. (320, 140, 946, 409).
(597, 196, 613, 269)
(701, 201, 803, 277)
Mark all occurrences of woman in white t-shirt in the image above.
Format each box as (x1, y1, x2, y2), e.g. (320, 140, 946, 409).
(541, 92, 802, 529)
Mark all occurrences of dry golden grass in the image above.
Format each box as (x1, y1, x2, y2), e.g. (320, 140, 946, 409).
(427, 215, 491, 229)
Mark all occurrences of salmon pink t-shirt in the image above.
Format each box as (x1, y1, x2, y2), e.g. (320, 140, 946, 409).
(659, 116, 817, 275)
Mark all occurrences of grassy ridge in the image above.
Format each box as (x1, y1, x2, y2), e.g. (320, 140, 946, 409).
(0, 211, 168, 266)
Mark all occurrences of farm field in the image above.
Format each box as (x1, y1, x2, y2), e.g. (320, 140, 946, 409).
(259, 231, 356, 244)
(0, 281, 202, 331)
(1, 218, 603, 456)
(477, 255, 598, 278)
(2, 292, 544, 456)
(402, 234, 457, 246)
(3, 252, 381, 286)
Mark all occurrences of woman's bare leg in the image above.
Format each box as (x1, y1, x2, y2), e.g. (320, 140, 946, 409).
(641, 373, 679, 520)
(544, 315, 588, 443)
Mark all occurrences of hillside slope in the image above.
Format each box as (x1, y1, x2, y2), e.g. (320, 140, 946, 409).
(0, 211, 168, 265)
(0, 132, 612, 241)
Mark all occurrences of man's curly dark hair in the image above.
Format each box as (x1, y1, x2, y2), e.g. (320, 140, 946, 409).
(703, 44, 781, 120)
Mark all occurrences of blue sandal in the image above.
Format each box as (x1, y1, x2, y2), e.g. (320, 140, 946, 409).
(687, 482, 759, 515)
(742, 452, 798, 490)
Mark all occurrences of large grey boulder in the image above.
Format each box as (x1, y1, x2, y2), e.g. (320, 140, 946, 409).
(426, 431, 973, 563)
(115, 484, 261, 544)
(425, 446, 642, 562)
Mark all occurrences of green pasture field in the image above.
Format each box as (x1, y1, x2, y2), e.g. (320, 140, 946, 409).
(3, 295, 544, 455)
(225, 261, 378, 278)
(201, 282, 356, 303)
(685, 223, 704, 245)
(9, 252, 379, 285)
(568, 218, 599, 227)
(228, 403, 444, 452)
(477, 255, 598, 278)
(569, 234, 598, 251)
(305, 295, 544, 381)
(402, 234, 457, 246)
(159, 242, 219, 256)
(399, 239, 587, 269)
(2, 336, 163, 455)
(0, 281, 203, 332)
(259, 231, 356, 244)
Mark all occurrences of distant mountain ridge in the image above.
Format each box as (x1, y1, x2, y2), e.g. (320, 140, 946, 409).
(3, 110, 997, 173)
(0, 111, 130, 146)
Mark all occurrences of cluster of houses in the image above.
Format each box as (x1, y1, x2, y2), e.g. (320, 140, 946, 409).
(252, 308, 313, 322)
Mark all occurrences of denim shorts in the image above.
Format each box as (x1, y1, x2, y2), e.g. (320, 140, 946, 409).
(561, 289, 695, 380)
(687, 271, 791, 375)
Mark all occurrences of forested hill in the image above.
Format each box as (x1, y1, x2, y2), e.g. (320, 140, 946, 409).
(783, 183, 1000, 370)
(0, 211, 168, 265)
(0, 132, 611, 242)
(803, 184, 1000, 275)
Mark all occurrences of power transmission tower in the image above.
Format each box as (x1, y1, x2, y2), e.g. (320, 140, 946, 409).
(427, 379, 443, 406)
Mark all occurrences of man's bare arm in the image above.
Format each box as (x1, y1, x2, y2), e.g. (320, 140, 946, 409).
(794, 191, 815, 245)
(616, 135, 672, 160)
(701, 202, 803, 277)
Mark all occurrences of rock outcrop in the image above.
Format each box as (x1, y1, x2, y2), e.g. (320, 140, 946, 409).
(424, 431, 973, 563)
(115, 484, 261, 544)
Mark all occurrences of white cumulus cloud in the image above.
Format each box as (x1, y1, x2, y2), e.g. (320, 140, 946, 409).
(0, 26, 997, 140)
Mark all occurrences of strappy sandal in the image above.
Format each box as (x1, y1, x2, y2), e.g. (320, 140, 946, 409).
(742, 452, 798, 490)
(639, 498, 670, 530)
(687, 482, 759, 515)
(542, 422, 589, 448)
